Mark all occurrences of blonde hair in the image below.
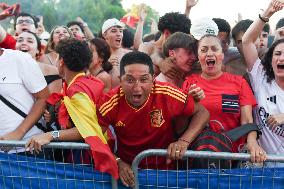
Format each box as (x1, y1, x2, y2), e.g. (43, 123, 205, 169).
(44, 25, 73, 54)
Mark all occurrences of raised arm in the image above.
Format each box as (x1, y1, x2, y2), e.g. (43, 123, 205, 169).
(0, 24, 6, 42)
(0, 3, 17, 42)
(76, 17, 95, 40)
(242, 0, 283, 71)
(133, 8, 147, 50)
(184, 0, 199, 17)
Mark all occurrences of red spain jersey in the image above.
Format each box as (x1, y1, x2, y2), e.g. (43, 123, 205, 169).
(97, 81, 195, 168)
(182, 73, 257, 152)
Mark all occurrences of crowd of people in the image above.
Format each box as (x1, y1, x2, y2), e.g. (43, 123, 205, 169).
(0, 0, 284, 187)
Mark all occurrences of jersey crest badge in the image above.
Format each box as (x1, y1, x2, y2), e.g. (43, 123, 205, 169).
(150, 109, 165, 127)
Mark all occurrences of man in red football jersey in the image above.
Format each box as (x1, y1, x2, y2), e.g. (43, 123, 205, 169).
(97, 51, 209, 187)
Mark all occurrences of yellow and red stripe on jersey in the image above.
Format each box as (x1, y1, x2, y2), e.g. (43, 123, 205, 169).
(99, 89, 124, 116)
(153, 84, 187, 103)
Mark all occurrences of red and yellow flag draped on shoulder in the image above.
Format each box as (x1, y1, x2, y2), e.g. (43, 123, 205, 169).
(47, 73, 119, 179)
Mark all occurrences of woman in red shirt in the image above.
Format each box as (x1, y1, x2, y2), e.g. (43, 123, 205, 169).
(183, 34, 266, 163)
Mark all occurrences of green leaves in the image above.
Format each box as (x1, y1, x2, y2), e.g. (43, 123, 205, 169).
(1, 0, 126, 33)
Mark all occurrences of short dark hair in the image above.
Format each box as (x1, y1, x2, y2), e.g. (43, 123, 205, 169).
(122, 29, 134, 49)
(163, 32, 197, 57)
(276, 18, 284, 30)
(213, 18, 231, 34)
(263, 23, 270, 33)
(120, 51, 154, 76)
(55, 38, 92, 72)
(66, 21, 84, 33)
(89, 38, 113, 72)
(262, 38, 284, 83)
(232, 19, 253, 41)
(158, 12, 191, 34)
(14, 12, 38, 30)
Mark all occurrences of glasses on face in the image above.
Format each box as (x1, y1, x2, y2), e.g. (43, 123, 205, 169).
(16, 19, 34, 25)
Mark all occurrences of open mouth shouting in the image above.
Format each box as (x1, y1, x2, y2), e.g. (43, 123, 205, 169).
(115, 38, 122, 45)
(21, 28, 29, 32)
(277, 64, 284, 70)
(132, 94, 142, 103)
(206, 59, 216, 67)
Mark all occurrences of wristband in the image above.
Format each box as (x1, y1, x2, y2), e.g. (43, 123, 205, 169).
(258, 14, 269, 23)
(178, 138, 190, 145)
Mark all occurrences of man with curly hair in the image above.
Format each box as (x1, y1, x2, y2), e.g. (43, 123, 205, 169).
(138, 12, 191, 79)
(26, 38, 119, 179)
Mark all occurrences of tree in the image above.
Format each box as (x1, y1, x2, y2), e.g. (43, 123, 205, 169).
(1, 0, 125, 33)
(124, 3, 159, 35)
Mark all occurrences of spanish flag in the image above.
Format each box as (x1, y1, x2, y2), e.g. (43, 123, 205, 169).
(120, 12, 140, 29)
(47, 73, 119, 179)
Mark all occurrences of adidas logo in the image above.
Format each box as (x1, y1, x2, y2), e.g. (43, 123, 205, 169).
(115, 121, 125, 127)
(267, 95, 276, 104)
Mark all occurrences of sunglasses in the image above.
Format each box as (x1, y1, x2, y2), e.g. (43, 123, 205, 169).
(16, 19, 34, 25)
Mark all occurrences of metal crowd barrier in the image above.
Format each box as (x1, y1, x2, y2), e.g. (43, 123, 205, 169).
(3, 141, 284, 189)
(132, 149, 284, 189)
(0, 141, 118, 189)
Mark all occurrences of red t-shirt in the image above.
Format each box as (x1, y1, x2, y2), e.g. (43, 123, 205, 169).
(97, 81, 195, 168)
(0, 33, 16, 49)
(182, 73, 257, 152)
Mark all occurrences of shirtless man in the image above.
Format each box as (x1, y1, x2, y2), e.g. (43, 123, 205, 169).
(101, 18, 131, 88)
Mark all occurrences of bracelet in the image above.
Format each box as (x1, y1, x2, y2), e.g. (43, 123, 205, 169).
(258, 14, 269, 23)
(178, 138, 191, 145)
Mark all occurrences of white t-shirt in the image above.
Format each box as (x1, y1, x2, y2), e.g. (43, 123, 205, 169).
(0, 49, 47, 152)
(249, 58, 284, 166)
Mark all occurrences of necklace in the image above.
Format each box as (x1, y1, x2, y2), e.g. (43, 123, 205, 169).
(47, 52, 59, 66)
